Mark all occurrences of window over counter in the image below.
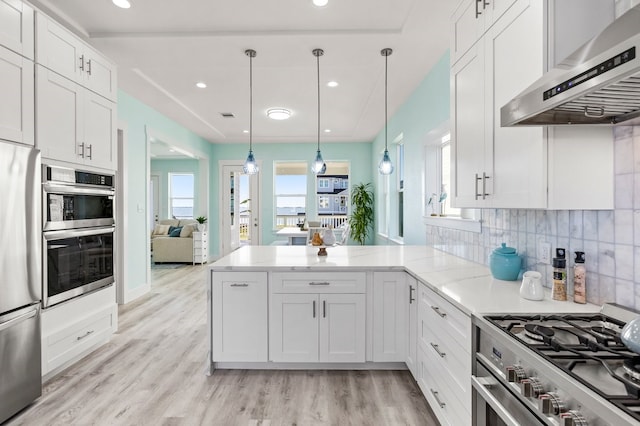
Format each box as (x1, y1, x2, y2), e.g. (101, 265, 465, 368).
(315, 161, 350, 229)
(169, 173, 194, 219)
(424, 126, 481, 233)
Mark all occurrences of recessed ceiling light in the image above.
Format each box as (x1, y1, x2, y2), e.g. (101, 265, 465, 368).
(324, 129, 331, 133)
(313, 0, 328, 7)
(196, 82, 207, 88)
(112, 0, 131, 9)
(169, 149, 175, 152)
(267, 108, 291, 120)
(327, 81, 338, 87)
(243, 130, 249, 133)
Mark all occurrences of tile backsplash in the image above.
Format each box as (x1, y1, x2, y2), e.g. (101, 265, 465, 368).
(426, 127, 640, 310)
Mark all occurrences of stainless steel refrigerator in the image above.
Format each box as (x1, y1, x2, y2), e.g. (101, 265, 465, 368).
(0, 141, 41, 423)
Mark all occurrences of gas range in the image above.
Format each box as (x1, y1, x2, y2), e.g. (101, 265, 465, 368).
(472, 304, 640, 426)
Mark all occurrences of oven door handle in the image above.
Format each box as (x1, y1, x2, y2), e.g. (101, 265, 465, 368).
(44, 226, 115, 240)
(43, 182, 114, 196)
(471, 375, 520, 426)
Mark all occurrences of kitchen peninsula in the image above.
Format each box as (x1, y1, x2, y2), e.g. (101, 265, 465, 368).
(207, 245, 600, 426)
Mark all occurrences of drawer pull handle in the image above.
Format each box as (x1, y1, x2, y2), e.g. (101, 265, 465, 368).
(77, 330, 94, 341)
(430, 389, 446, 408)
(79, 54, 85, 70)
(409, 285, 415, 304)
(313, 300, 316, 318)
(86, 59, 92, 75)
(86, 144, 93, 160)
(309, 282, 330, 286)
(430, 305, 446, 318)
(430, 343, 446, 358)
(230, 283, 249, 287)
(323, 300, 326, 318)
(475, 0, 482, 18)
(79, 142, 85, 158)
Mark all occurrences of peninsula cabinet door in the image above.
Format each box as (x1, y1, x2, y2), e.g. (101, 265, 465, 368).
(211, 272, 268, 362)
(270, 293, 319, 363)
(319, 293, 365, 363)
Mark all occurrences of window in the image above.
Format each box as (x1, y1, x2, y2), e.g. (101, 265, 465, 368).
(315, 162, 350, 227)
(439, 134, 460, 217)
(274, 162, 307, 228)
(318, 178, 330, 189)
(169, 173, 194, 219)
(318, 196, 330, 209)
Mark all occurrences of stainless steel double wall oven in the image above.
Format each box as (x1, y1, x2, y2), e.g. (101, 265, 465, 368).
(42, 165, 115, 308)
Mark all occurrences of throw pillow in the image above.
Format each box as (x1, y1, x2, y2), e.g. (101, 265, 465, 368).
(180, 224, 194, 238)
(169, 226, 183, 237)
(152, 224, 171, 236)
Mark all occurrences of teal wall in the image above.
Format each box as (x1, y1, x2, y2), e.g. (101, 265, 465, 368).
(117, 91, 213, 293)
(372, 51, 450, 245)
(211, 142, 373, 249)
(150, 159, 200, 220)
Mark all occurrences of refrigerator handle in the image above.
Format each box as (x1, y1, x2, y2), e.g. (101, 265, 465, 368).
(27, 150, 42, 302)
(0, 308, 37, 333)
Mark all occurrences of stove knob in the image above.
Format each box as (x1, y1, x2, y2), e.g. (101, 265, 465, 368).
(539, 392, 566, 416)
(560, 410, 588, 426)
(520, 378, 543, 398)
(506, 365, 526, 383)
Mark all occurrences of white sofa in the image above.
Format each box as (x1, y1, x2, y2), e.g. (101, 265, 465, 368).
(151, 219, 198, 263)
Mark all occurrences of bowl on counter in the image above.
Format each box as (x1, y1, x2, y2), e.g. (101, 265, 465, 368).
(489, 243, 522, 281)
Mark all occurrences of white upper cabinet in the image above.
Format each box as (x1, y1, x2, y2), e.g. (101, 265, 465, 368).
(36, 65, 116, 170)
(0, 44, 33, 145)
(35, 12, 116, 102)
(451, 0, 517, 65)
(0, 0, 34, 59)
(451, 0, 615, 210)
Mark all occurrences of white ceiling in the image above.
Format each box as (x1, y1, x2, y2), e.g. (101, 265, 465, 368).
(31, 0, 453, 145)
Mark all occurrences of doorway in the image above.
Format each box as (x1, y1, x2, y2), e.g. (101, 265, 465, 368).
(149, 174, 159, 229)
(220, 161, 260, 256)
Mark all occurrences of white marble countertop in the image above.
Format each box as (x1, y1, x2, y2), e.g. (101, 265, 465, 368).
(210, 245, 601, 316)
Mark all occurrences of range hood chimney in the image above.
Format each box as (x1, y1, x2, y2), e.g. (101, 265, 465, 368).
(501, 5, 640, 126)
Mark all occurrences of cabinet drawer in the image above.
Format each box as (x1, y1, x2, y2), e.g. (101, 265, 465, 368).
(419, 283, 471, 352)
(43, 305, 114, 374)
(418, 346, 471, 426)
(271, 272, 366, 294)
(194, 240, 207, 249)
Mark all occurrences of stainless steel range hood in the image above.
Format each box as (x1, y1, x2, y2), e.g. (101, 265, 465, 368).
(501, 5, 640, 126)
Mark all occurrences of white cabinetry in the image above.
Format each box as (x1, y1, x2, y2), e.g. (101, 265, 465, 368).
(451, 0, 614, 210)
(372, 272, 406, 362)
(451, 0, 517, 64)
(0, 45, 33, 145)
(36, 65, 116, 170)
(211, 272, 268, 362)
(270, 272, 366, 363)
(0, 0, 34, 59)
(416, 282, 471, 426)
(41, 285, 117, 379)
(405, 275, 418, 379)
(193, 231, 208, 264)
(35, 13, 116, 101)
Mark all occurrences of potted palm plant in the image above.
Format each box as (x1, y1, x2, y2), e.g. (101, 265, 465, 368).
(196, 216, 207, 231)
(350, 182, 374, 245)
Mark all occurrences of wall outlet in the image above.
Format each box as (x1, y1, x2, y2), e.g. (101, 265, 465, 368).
(538, 241, 551, 264)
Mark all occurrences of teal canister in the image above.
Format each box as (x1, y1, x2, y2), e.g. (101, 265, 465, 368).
(489, 243, 522, 281)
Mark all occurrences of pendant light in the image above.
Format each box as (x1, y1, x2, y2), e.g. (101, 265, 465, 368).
(379, 48, 394, 175)
(311, 48, 327, 175)
(243, 49, 259, 175)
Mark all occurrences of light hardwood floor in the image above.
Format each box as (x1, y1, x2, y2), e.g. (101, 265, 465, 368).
(8, 265, 439, 426)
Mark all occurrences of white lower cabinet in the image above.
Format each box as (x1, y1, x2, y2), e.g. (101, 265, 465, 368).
(270, 272, 365, 363)
(211, 272, 268, 362)
(405, 276, 418, 379)
(41, 285, 117, 379)
(372, 272, 406, 362)
(417, 282, 472, 426)
(270, 292, 365, 363)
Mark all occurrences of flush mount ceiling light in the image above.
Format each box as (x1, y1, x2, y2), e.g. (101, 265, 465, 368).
(324, 129, 331, 133)
(327, 81, 339, 88)
(196, 82, 207, 89)
(266, 108, 291, 120)
(379, 48, 394, 175)
(311, 48, 327, 175)
(112, 0, 131, 9)
(243, 49, 259, 175)
(313, 0, 329, 7)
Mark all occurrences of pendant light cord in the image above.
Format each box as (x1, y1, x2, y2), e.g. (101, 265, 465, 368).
(249, 51, 254, 152)
(315, 49, 322, 152)
(384, 51, 388, 151)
